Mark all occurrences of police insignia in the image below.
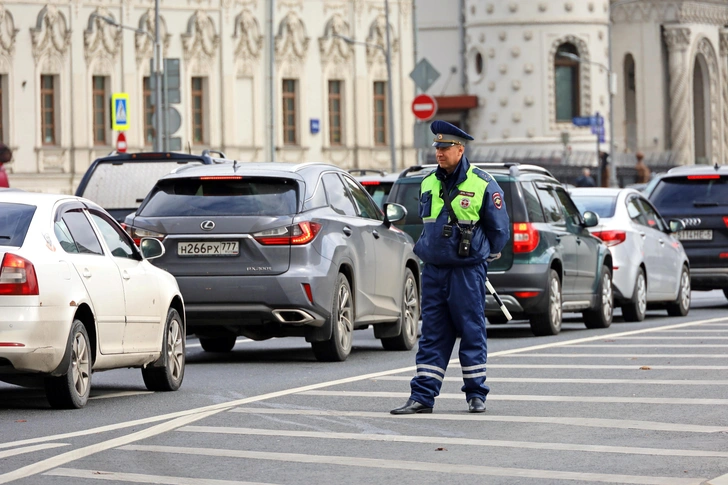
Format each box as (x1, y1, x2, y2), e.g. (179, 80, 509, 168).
(493, 192, 503, 209)
(437, 134, 443, 140)
(460, 198, 471, 208)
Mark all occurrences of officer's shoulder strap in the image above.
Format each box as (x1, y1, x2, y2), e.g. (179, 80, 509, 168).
(421, 169, 438, 182)
(471, 166, 493, 183)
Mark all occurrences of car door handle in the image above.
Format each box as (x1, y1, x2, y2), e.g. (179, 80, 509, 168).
(372, 230, 380, 239)
(576, 239, 582, 245)
(555, 236, 561, 243)
(658, 239, 665, 246)
(343, 227, 352, 237)
(82, 268, 91, 278)
(122, 270, 131, 280)
(639, 232, 646, 239)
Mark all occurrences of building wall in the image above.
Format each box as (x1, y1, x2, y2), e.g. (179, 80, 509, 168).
(0, 0, 416, 194)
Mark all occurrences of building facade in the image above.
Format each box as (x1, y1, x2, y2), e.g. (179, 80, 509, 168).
(0, 0, 417, 194)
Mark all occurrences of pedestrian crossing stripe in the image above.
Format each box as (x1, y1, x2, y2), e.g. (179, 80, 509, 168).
(111, 93, 130, 131)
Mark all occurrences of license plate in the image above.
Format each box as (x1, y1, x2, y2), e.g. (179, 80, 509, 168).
(177, 241, 239, 256)
(675, 230, 713, 241)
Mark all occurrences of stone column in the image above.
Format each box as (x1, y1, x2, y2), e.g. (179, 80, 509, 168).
(719, 29, 728, 163)
(664, 26, 692, 165)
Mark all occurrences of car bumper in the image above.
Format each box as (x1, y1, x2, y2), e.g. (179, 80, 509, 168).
(486, 264, 550, 318)
(0, 306, 71, 374)
(689, 267, 728, 291)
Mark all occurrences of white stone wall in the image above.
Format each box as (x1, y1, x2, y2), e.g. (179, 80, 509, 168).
(0, 0, 416, 194)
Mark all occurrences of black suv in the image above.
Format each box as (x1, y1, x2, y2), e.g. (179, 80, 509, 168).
(646, 164, 728, 299)
(387, 163, 613, 336)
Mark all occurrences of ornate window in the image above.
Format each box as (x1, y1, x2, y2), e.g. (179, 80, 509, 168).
(92, 76, 108, 146)
(282, 79, 298, 145)
(191, 77, 205, 144)
(40, 75, 56, 146)
(143, 77, 154, 146)
(373, 81, 387, 146)
(554, 43, 580, 122)
(328, 80, 343, 146)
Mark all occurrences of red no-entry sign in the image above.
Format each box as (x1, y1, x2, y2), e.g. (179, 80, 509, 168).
(116, 132, 127, 153)
(412, 94, 438, 121)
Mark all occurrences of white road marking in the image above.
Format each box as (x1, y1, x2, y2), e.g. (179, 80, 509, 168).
(568, 344, 728, 348)
(502, 353, 728, 358)
(179, 425, 728, 458)
(186, 338, 253, 350)
(485, 364, 728, 370)
(706, 472, 728, 485)
(89, 391, 153, 401)
(611, 337, 728, 340)
(1, 316, 725, 482)
(299, 390, 728, 406)
(229, 408, 728, 433)
(651, 330, 728, 333)
(374, 376, 728, 385)
(118, 444, 705, 485)
(44, 468, 277, 485)
(0, 443, 68, 459)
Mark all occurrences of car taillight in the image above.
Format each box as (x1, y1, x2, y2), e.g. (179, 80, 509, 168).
(592, 230, 627, 247)
(687, 174, 720, 180)
(0, 253, 39, 296)
(360, 181, 381, 186)
(254, 222, 322, 246)
(723, 216, 728, 228)
(512, 223, 539, 253)
(122, 224, 166, 245)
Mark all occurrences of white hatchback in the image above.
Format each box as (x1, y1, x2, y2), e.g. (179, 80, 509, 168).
(570, 187, 690, 321)
(0, 190, 185, 408)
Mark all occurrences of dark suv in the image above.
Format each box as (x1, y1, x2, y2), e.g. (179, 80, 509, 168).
(387, 163, 613, 336)
(646, 164, 728, 299)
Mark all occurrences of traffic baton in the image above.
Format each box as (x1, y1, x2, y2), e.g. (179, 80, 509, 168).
(486, 278, 512, 321)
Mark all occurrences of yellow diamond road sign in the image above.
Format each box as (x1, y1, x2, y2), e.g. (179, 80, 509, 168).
(111, 93, 130, 131)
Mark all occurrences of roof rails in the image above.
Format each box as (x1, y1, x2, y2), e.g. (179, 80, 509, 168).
(201, 149, 227, 161)
(349, 169, 388, 176)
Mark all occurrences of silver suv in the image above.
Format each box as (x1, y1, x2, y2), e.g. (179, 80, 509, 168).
(124, 162, 421, 361)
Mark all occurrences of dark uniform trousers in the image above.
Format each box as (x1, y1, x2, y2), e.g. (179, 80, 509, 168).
(410, 262, 489, 408)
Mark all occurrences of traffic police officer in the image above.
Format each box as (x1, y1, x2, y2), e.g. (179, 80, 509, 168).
(391, 120, 510, 414)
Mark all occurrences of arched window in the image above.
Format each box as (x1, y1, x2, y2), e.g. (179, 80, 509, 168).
(555, 43, 580, 122)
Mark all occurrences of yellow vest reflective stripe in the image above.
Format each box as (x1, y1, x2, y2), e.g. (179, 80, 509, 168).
(421, 167, 489, 223)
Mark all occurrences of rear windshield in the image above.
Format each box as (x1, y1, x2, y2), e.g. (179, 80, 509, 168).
(79, 160, 204, 209)
(138, 177, 299, 217)
(0, 203, 36, 247)
(650, 176, 728, 208)
(571, 195, 617, 218)
(362, 182, 393, 209)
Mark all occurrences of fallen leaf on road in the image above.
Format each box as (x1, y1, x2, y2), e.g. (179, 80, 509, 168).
(435, 447, 447, 451)
(639, 366, 651, 370)
(15, 420, 26, 423)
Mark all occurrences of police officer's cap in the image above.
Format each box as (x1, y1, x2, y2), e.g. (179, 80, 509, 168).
(431, 120, 474, 148)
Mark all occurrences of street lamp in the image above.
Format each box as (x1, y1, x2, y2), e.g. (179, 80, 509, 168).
(558, 51, 617, 187)
(332, 16, 397, 174)
(91, 1, 164, 152)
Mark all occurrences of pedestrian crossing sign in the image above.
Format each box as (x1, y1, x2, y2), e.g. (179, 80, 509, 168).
(111, 93, 130, 131)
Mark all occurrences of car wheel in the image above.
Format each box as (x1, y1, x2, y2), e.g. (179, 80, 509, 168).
(666, 265, 691, 317)
(312, 273, 354, 362)
(381, 268, 420, 351)
(529, 269, 562, 336)
(622, 269, 647, 322)
(142, 308, 185, 392)
(199, 336, 237, 353)
(724, 288, 728, 301)
(583, 265, 613, 329)
(44, 319, 92, 409)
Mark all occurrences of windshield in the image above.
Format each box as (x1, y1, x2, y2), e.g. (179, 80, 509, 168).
(138, 177, 299, 217)
(650, 176, 728, 208)
(570, 195, 617, 218)
(0, 203, 36, 246)
(361, 182, 393, 209)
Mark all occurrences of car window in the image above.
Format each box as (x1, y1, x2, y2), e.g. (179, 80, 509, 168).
(394, 181, 423, 225)
(650, 176, 728, 208)
(54, 219, 79, 253)
(89, 212, 139, 260)
(521, 182, 545, 223)
(361, 182, 392, 209)
(571, 195, 617, 218)
(303, 176, 328, 211)
(342, 176, 383, 220)
(61, 210, 103, 255)
(626, 197, 647, 225)
(322, 173, 357, 216)
(536, 186, 564, 224)
(635, 197, 665, 231)
(0, 203, 36, 247)
(554, 187, 583, 227)
(139, 177, 298, 217)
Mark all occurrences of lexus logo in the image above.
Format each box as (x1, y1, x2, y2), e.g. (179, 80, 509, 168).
(200, 220, 216, 231)
(681, 217, 702, 227)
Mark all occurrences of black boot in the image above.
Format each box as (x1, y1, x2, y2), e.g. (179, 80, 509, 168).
(468, 397, 486, 413)
(390, 399, 433, 415)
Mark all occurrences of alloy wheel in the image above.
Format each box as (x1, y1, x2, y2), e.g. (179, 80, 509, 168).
(72, 331, 91, 398)
(336, 283, 353, 353)
(601, 272, 613, 321)
(636, 273, 647, 316)
(550, 276, 562, 332)
(679, 270, 691, 311)
(402, 276, 418, 341)
(167, 317, 185, 382)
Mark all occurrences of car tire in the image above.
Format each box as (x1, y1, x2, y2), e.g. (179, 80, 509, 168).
(312, 273, 354, 362)
(529, 269, 562, 336)
(199, 336, 237, 353)
(622, 269, 647, 322)
(666, 265, 691, 317)
(724, 288, 728, 301)
(583, 265, 613, 329)
(381, 268, 420, 351)
(142, 308, 185, 392)
(44, 319, 92, 409)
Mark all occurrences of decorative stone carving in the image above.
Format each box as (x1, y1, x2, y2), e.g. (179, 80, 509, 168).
(523, 31, 533, 41)
(488, 48, 495, 58)
(0, 6, 18, 57)
(486, 4, 494, 14)
(548, 35, 592, 130)
(612, 1, 728, 25)
(565, 2, 573, 12)
(319, 13, 352, 64)
(512, 80, 521, 91)
(512, 112, 521, 123)
(538, 3, 548, 13)
(720, 29, 728, 161)
(233, 9, 263, 77)
(499, 64, 507, 74)
(365, 15, 398, 64)
(479, 33, 485, 43)
(182, 10, 220, 74)
(527, 128, 535, 138)
(502, 129, 510, 139)
(30, 5, 72, 63)
(499, 96, 508, 107)
(588, 2, 595, 12)
(664, 26, 691, 165)
(696, 37, 721, 165)
(471, 5, 476, 15)
(498, 31, 506, 42)
(598, 30, 604, 41)
(511, 46, 520, 58)
(490, 113, 498, 123)
(488, 81, 496, 92)
(524, 96, 534, 106)
(135, 9, 171, 67)
(84, 9, 122, 64)
(524, 63, 534, 74)
(508, 2, 518, 13)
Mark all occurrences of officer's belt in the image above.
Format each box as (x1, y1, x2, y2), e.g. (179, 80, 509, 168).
(424, 219, 476, 226)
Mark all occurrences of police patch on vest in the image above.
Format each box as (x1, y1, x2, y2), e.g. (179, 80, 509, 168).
(460, 197, 471, 209)
(493, 192, 503, 209)
(459, 190, 475, 197)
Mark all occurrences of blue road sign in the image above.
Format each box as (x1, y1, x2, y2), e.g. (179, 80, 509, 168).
(572, 116, 592, 127)
(591, 125, 605, 136)
(310, 119, 320, 134)
(111, 93, 129, 131)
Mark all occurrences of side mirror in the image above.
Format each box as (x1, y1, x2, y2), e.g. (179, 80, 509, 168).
(582, 210, 599, 228)
(140, 238, 165, 260)
(383, 202, 407, 227)
(668, 219, 686, 233)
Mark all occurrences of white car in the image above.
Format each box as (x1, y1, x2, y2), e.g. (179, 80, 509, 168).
(570, 187, 690, 321)
(0, 190, 185, 409)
